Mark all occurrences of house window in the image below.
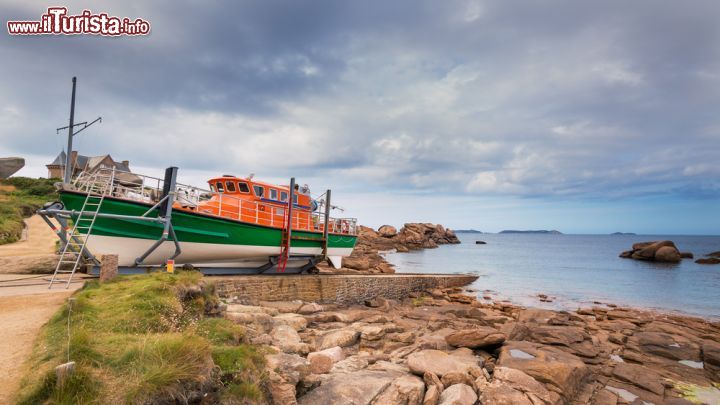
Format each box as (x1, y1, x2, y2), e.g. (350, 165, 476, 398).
(237, 182, 250, 193)
(225, 181, 236, 192)
(270, 189, 278, 200)
(280, 191, 288, 202)
(216, 182, 224, 192)
(253, 185, 264, 197)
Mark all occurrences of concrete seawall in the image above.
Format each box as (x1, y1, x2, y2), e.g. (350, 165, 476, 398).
(211, 273, 478, 305)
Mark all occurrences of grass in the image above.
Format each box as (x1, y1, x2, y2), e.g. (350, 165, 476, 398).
(0, 177, 58, 244)
(15, 272, 267, 404)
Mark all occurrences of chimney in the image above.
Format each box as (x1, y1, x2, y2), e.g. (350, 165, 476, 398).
(70, 151, 78, 166)
(122, 160, 130, 169)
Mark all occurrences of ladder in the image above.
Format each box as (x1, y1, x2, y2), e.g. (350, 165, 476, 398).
(48, 192, 104, 289)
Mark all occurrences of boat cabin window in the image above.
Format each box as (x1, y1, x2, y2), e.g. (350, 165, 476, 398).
(253, 185, 264, 197)
(293, 194, 298, 204)
(237, 182, 250, 193)
(225, 181, 236, 193)
(270, 189, 278, 200)
(215, 181, 224, 193)
(210, 184, 216, 192)
(280, 191, 288, 202)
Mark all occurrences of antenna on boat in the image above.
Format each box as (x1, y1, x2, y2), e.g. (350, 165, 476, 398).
(56, 77, 102, 184)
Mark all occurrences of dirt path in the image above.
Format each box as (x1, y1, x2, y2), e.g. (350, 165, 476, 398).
(0, 274, 88, 404)
(0, 215, 58, 274)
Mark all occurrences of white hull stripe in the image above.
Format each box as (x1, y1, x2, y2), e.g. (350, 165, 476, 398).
(86, 235, 353, 267)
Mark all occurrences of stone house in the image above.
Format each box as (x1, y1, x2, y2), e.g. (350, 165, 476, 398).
(46, 151, 131, 179)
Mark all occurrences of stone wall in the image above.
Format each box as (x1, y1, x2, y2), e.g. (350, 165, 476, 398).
(212, 273, 478, 305)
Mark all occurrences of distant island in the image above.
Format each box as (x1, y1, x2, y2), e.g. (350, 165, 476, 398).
(611, 232, 636, 235)
(454, 229, 483, 234)
(499, 230, 563, 234)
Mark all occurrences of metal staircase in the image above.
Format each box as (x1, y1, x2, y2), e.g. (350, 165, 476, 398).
(48, 171, 113, 289)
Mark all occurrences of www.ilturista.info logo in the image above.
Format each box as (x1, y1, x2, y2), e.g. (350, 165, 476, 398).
(7, 7, 150, 36)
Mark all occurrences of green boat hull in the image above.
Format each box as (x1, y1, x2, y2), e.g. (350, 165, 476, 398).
(59, 191, 357, 267)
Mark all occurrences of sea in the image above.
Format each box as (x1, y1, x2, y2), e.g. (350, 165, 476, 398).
(386, 233, 720, 319)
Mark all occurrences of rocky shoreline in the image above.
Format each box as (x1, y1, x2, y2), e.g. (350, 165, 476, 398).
(320, 223, 460, 274)
(220, 285, 720, 405)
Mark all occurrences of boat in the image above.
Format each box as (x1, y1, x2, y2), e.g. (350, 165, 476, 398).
(41, 166, 358, 274)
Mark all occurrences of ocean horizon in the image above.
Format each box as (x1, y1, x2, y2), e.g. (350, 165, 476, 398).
(387, 233, 720, 319)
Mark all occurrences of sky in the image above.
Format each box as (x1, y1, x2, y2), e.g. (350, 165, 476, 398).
(1, 1, 718, 234)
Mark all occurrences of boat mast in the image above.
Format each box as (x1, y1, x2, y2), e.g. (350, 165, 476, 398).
(63, 77, 76, 184)
(56, 76, 102, 184)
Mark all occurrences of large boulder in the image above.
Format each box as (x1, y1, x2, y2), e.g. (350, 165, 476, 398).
(423, 372, 444, 404)
(620, 240, 683, 263)
(298, 370, 403, 405)
(378, 225, 398, 238)
(509, 325, 586, 347)
(372, 374, 425, 405)
(0, 157, 24, 179)
(407, 349, 482, 377)
(611, 363, 664, 396)
(270, 324, 310, 354)
(632, 241, 675, 259)
(224, 311, 275, 333)
(702, 340, 720, 378)
(298, 302, 324, 314)
(445, 327, 506, 349)
(477, 367, 557, 405)
(343, 256, 371, 270)
(438, 383, 477, 405)
(317, 328, 360, 350)
(307, 346, 345, 374)
(274, 313, 308, 331)
(654, 246, 681, 263)
(630, 331, 701, 361)
(265, 352, 311, 386)
(497, 341, 590, 400)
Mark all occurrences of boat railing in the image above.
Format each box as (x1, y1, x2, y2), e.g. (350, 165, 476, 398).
(72, 167, 358, 235)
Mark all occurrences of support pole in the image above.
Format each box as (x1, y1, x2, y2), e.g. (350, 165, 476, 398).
(135, 167, 179, 266)
(322, 189, 331, 258)
(63, 77, 77, 184)
(286, 177, 295, 242)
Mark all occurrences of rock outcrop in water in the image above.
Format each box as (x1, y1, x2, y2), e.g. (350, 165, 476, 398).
(326, 223, 461, 274)
(619, 240, 693, 263)
(696, 251, 720, 265)
(222, 287, 720, 405)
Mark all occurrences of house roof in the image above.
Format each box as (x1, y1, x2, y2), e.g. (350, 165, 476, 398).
(48, 151, 130, 172)
(48, 151, 89, 168)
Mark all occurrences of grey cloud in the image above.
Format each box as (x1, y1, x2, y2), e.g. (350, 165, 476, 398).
(0, 0, 718, 202)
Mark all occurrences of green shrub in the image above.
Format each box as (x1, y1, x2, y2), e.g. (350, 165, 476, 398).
(197, 318, 246, 345)
(211, 345, 264, 374)
(17, 367, 99, 405)
(0, 177, 58, 244)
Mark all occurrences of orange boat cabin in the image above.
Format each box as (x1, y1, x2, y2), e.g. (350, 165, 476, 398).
(174, 175, 348, 233)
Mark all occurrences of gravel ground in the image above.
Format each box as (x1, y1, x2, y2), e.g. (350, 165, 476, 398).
(0, 274, 89, 403)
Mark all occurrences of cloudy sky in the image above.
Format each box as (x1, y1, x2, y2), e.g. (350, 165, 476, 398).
(1, 1, 718, 234)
